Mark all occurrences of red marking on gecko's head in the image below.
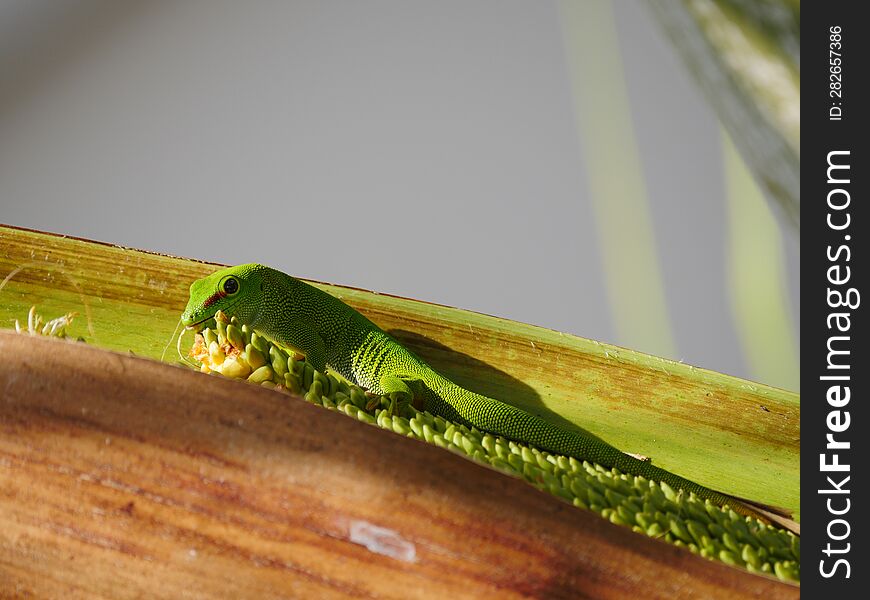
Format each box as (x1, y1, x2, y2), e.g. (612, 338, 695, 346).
(201, 291, 226, 309)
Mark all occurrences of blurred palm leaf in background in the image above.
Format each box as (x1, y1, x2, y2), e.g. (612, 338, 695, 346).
(560, 0, 799, 391)
(649, 0, 800, 229)
(650, 0, 800, 391)
(559, 0, 678, 361)
(723, 128, 799, 389)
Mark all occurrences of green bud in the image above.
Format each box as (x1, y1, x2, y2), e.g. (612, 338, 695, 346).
(729, 516, 752, 542)
(540, 470, 558, 488)
(220, 356, 251, 379)
(313, 371, 331, 396)
(522, 463, 543, 482)
(250, 332, 270, 354)
(572, 497, 589, 510)
(587, 488, 606, 509)
(569, 480, 589, 503)
(609, 512, 627, 527)
(284, 372, 302, 395)
(660, 481, 677, 502)
(616, 505, 636, 526)
(535, 453, 554, 472)
(722, 532, 740, 553)
(669, 519, 692, 544)
(506, 453, 524, 472)
(215, 318, 228, 339)
(391, 416, 410, 435)
(350, 388, 368, 410)
(521, 447, 536, 464)
(226, 324, 245, 351)
(742, 544, 761, 569)
(707, 522, 725, 538)
(684, 501, 710, 524)
(489, 457, 511, 472)
(624, 497, 642, 516)
(302, 362, 315, 390)
(288, 356, 302, 376)
(327, 374, 342, 398)
(773, 561, 799, 582)
(245, 344, 267, 370)
(604, 488, 627, 508)
(635, 512, 653, 530)
(686, 520, 709, 547)
(248, 365, 274, 384)
(269, 347, 288, 376)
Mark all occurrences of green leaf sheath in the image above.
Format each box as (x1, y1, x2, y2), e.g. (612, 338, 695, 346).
(182, 264, 739, 514)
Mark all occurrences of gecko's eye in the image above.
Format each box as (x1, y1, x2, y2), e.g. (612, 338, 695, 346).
(222, 277, 240, 295)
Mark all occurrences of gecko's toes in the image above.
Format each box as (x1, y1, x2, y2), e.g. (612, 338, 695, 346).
(626, 452, 652, 463)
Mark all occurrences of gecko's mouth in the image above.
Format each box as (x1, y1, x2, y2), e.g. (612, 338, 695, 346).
(184, 301, 242, 331)
(184, 316, 213, 332)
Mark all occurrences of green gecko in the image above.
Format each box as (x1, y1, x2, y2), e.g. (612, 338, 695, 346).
(181, 263, 796, 533)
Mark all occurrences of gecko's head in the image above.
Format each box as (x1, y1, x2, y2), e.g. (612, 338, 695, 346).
(181, 263, 269, 331)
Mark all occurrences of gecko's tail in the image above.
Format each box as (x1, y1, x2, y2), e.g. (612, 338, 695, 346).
(727, 494, 800, 536)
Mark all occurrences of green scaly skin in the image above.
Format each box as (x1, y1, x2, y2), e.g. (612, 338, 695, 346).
(180, 264, 759, 519)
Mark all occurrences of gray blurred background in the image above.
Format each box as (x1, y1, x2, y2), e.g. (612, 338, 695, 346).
(0, 0, 799, 391)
